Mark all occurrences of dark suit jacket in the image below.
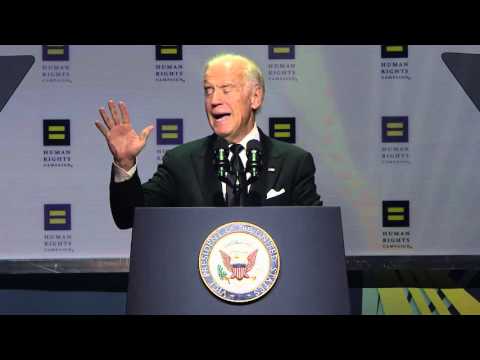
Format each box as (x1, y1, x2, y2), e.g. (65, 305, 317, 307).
(110, 128, 322, 229)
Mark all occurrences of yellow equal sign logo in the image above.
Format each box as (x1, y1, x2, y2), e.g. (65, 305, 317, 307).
(156, 119, 183, 144)
(43, 119, 70, 146)
(383, 201, 409, 227)
(49, 210, 67, 225)
(44, 204, 71, 230)
(156, 45, 182, 60)
(269, 45, 295, 60)
(382, 116, 408, 143)
(386, 122, 404, 137)
(160, 47, 178, 56)
(386, 46, 404, 53)
(48, 125, 65, 140)
(387, 207, 405, 222)
(273, 123, 291, 138)
(161, 124, 179, 139)
(43, 45, 69, 61)
(269, 117, 296, 143)
(47, 45, 65, 56)
(273, 47, 291, 55)
(381, 45, 408, 58)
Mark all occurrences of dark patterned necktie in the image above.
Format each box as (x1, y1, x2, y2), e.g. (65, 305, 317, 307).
(226, 144, 245, 206)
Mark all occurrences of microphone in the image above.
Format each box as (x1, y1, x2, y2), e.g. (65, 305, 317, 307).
(213, 137, 230, 179)
(246, 139, 263, 181)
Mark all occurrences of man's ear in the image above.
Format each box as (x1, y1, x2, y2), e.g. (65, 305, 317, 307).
(250, 84, 263, 111)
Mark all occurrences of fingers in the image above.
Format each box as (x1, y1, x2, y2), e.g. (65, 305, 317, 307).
(118, 101, 131, 125)
(99, 107, 114, 129)
(95, 121, 109, 138)
(108, 99, 121, 125)
(141, 125, 155, 142)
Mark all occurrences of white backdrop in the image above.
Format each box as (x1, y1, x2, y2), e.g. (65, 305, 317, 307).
(1, 45, 479, 259)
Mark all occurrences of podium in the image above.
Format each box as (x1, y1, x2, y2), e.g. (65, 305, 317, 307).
(126, 207, 350, 315)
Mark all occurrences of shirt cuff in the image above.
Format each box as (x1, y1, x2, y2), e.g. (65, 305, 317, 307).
(113, 162, 137, 183)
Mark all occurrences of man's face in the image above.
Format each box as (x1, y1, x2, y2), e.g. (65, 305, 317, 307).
(204, 60, 262, 144)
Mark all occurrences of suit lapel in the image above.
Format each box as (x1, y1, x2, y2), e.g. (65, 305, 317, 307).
(191, 134, 225, 206)
(247, 128, 284, 206)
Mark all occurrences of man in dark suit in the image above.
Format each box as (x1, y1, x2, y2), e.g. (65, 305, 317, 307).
(96, 54, 322, 229)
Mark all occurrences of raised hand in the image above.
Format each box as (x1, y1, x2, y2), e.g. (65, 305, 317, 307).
(95, 100, 154, 171)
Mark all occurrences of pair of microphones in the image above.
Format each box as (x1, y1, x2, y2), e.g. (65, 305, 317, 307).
(213, 137, 263, 193)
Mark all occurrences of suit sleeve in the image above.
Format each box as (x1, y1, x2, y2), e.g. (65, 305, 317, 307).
(292, 152, 323, 206)
(109, 152, 177, 229)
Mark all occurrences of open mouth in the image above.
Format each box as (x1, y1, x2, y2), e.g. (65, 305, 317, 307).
(212, 113, 231, 122)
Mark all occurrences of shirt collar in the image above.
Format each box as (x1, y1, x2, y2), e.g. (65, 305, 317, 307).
(233, 124, 260, 149)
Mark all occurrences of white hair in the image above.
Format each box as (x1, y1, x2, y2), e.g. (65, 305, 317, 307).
(204, 53, 265, 103)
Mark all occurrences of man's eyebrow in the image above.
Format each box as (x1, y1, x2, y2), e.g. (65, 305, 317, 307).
(203, 82, 235, 89)
(217, 83, 236, 90)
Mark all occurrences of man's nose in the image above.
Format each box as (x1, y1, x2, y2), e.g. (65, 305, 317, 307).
(210, 88, 224, 105)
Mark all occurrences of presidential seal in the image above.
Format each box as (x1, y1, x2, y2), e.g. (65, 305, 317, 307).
(198, 222, 280, 303)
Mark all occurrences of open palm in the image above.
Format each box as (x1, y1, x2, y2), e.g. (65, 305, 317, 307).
(95, 100, 154, 170)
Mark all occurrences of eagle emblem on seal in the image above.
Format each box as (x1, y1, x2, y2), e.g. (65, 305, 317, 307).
(219, 249, 258, 281)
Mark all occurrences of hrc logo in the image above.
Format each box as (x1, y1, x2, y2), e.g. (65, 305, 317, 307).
(381, 45, 408, 59)
(382, 116, 408, 143)
(44, 204, 71, 231)
(156, 118, 183, 145)
(156, 45, 182, 61)
(268, 45, 295, 60)
(42, 45, 69, 61)
(383, 201, 409, 227)
(43, 119, 70, 146)
(269, 117, 296, 143)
